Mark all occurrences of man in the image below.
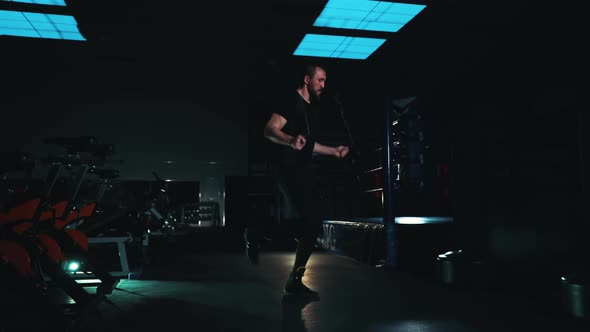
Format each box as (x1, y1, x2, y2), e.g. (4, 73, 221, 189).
(248, 63, 350, 297)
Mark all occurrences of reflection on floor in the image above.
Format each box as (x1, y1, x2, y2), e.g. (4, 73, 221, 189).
(3, 227, 589, 332)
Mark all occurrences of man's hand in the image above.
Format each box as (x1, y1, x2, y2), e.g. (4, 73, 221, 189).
(290, 135, 307, 150)
(335, 145, 350, 159)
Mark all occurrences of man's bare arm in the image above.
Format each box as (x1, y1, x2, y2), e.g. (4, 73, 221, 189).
(263, 113, 306, 150)
(264, 113, 349, 157)
(313, 143, 350, 159)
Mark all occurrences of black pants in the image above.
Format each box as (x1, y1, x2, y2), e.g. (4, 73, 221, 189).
(273, 166, 324, 250)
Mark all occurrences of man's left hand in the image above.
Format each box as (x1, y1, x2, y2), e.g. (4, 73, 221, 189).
(335, 146, 350, 159)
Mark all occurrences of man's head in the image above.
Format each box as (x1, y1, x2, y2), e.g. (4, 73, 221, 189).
(301, 64, 327, 102)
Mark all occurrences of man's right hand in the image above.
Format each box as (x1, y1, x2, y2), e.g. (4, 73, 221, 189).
(290, 135, 307, 150)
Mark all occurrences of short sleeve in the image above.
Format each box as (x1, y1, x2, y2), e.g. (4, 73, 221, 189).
(270, 90, 296, 122)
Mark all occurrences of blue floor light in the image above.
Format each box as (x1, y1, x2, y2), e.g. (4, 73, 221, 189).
(67, 260, 81, 272)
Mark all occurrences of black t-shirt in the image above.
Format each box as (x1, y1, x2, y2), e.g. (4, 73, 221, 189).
(270, 90, 321, 171)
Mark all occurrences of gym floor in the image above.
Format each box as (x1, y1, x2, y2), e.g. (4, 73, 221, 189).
(6, 226, 590, 332)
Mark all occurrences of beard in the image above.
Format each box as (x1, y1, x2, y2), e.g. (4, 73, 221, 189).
(309, 87, 323, 103)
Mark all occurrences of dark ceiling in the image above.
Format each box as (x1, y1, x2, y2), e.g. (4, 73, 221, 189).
(2, 0, 587, 96)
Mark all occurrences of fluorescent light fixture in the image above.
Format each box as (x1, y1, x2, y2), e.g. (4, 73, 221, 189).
(75, 278, 103, 284)
(1, 0, 66, 6)
(293, 33, 386, 60)
(396, 216, 454, 225)
(0, 9, 85, 40)
(313, 0, 427, 33)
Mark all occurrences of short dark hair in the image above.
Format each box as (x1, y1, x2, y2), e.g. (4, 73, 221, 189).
(298, 63, 326, 87)
(304, 63, 325, 77)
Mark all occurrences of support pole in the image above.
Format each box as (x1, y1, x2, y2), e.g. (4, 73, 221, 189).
(383, 97, 397, 267)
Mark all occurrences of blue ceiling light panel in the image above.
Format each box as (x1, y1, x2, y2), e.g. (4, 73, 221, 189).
(294, 0, 427, 60)
(1, 0, 67, 6)
(0, 0, 85, 41)
(313, 0, 427, 33)
(293, 33, 386, 60)
(0, 10, 86, 40)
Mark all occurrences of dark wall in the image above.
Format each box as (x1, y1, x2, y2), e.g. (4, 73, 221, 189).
(363, 2, 587, 288)
(1, 38, 248, 183)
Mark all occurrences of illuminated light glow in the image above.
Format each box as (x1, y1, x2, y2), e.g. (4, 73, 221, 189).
(1, 0, 67, 6)
(437, 249, 462, 259)
(67, 261, 80, 271)
(396, 216, 454, 224)
(0, 10, 86, 40)
(293, 33, 386, 60)
(313, 0, 426, 33)
(75, 278, 103, 284)
(323, 216, 454, 226)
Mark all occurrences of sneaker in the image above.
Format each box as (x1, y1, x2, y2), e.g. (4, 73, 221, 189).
(284, 267, 319, 298)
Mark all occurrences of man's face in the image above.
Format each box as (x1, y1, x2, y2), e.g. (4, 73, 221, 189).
(306, 67, 327, 101)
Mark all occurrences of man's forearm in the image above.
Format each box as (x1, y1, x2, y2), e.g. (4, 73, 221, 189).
(264, 126, 293, 147)
(312, 142, 338, 157)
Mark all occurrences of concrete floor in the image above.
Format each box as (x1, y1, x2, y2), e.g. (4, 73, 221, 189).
(2, 226, 589, 332)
